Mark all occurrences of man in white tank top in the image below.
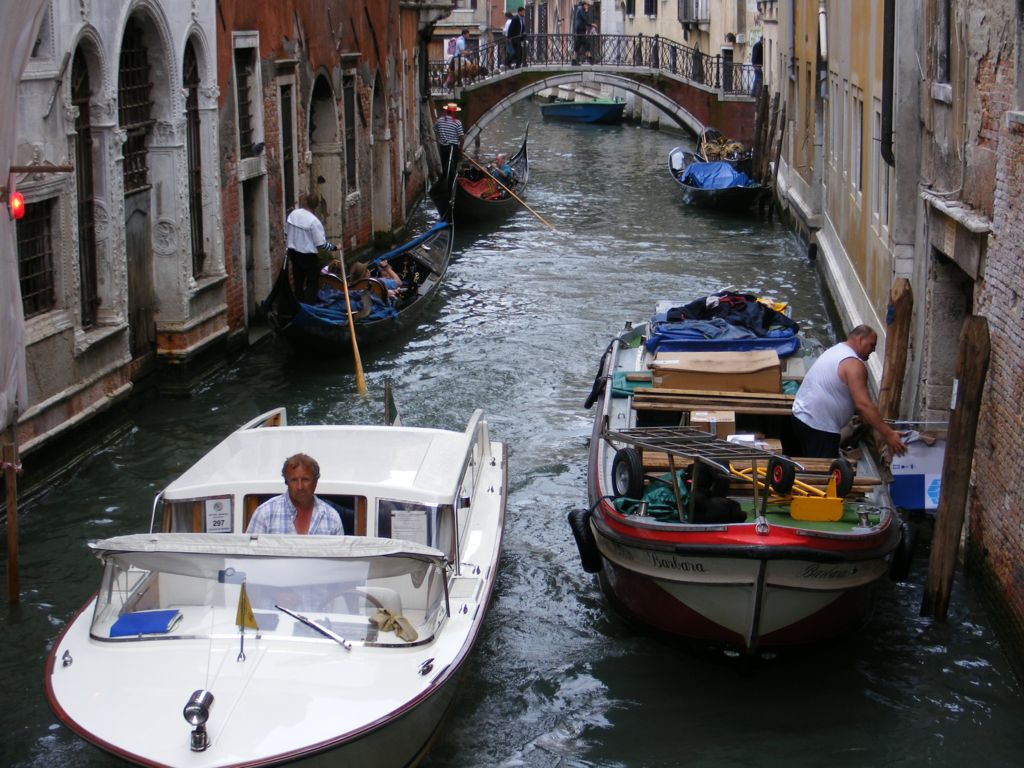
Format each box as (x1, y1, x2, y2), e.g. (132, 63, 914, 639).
(791, 325, 907, 458)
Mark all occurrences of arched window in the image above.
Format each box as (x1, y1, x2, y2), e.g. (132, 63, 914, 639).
(184, 41, 205, 276)
(72, 47, 99, 327)
(119, 17, 154, 193)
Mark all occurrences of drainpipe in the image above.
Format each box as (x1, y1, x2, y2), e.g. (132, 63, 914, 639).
(880, 0, 895, 166)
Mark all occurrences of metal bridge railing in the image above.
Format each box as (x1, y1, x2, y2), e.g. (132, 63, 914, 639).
(430, 34, 756, 97)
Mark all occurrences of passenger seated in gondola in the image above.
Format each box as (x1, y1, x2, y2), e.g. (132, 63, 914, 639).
(373, 258, 404, 297)
(488, 153, 513, 187)
(349, 261, 401, 304)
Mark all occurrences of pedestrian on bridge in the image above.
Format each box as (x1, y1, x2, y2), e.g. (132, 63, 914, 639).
(508, 6, 526, 68)
(502, 12, 513, 68)
(573, 2, 590, 65)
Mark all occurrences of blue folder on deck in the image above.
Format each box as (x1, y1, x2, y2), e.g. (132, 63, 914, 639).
(110, 609, 183, 637)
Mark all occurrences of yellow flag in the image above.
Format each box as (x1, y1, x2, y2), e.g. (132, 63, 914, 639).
(236, 581, 258, 630)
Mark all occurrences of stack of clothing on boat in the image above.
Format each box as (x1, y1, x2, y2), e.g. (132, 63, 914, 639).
(646, 291, 800, 357)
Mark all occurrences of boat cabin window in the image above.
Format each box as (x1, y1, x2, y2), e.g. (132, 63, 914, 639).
(159, 496, 234, 533)
(377, 500, 455, 561)
(90, 549, 449, 646)
(243, 494, 367, 535)
(158, 494, 368, 535)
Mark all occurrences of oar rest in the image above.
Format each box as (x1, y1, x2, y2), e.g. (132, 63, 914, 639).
(632, 388, 795, 416)
(317, 273, 371, 319)
(349, 276, 390, 304)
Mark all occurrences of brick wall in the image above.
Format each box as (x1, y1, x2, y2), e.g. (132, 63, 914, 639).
(966, 8, 1024, 678)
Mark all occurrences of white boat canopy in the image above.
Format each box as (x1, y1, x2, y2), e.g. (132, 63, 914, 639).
(88, 533, 448, 563)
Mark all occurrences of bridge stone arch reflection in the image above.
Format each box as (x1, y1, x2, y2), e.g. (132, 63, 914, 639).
(462, 71, 708, 148)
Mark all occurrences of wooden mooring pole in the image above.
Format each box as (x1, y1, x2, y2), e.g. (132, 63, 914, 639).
(920, 315, 990, 620)
(4, 439, 20, 603)
(875, 278, 913, 469)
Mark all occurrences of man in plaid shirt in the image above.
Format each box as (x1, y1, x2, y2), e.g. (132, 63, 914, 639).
(246, 453, 344, 535)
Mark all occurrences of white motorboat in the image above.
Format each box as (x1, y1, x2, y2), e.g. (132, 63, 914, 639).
(46, 408, 507, 766)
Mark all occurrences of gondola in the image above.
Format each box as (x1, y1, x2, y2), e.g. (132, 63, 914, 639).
(261, 219, 453, 355)
(433, 125, 529, 224)
(668, 146, 767, 212)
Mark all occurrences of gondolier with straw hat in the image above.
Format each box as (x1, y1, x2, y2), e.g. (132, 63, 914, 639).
(433, 102, 464, 193)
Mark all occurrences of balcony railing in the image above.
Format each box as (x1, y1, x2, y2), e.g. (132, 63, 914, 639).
(430, 34, 756, 97)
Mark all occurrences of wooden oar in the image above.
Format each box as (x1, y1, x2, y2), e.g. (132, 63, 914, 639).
(337, 259, 368, 395)
(463, 154, 555, 231)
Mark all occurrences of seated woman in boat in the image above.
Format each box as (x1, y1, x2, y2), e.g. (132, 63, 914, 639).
(350, 260, 401, 301)
(374, 258, 404, 297)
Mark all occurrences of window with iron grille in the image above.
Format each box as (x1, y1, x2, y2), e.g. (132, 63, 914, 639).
(235, 47, 256, 157)
(280, 83, 296, 210)
(184, 42, 206, 276)
(625, 0, 636, 16)
(118, 17, 154, 193)
(643, 0, 656, 16)
(17, 199, 56, 318)
(343, 74, 357, 189)
(73, 47, 99, 327)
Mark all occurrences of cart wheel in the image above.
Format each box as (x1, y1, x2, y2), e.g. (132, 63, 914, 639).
(767, 458, 796, 494)
(611, 447, 644, 499)
(828, 458, 855, 497)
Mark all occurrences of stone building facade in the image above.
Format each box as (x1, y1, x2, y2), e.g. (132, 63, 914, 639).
(9, 1, 446, 461)
(12, 0, 224, 454)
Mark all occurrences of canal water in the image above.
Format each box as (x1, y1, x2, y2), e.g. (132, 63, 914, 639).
(4, 100, 1023, 767)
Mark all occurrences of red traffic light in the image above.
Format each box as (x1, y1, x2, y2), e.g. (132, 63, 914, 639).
(9, 191, 25, 220)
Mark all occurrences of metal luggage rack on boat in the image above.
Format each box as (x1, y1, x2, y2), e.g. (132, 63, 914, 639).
(604, 426, 804, 527)
(605, 426, 804, 476)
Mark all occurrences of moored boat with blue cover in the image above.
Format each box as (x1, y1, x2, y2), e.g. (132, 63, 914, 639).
(540, 97, 626, 124)
(669, 146, 767, 212)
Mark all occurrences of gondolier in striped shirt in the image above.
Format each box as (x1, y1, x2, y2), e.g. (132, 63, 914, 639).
(285, 190, 339, 303)
(433, 102, 464, 190)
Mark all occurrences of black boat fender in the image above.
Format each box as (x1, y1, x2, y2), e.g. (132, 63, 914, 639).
(584, 343, 613, 410)
(889, 515, 916, 582)
(568, 507, 603, 573)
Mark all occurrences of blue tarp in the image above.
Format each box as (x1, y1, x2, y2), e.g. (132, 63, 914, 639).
(646, 321, 801, 357)
(682, 161, 753, 190)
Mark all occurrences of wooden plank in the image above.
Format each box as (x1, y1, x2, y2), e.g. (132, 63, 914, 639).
(638, 388, 795, 401)
(921, 316, 990, 620)
(634, 403, 792, 416)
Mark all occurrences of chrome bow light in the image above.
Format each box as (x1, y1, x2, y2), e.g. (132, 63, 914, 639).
(183, 689, 214, 752)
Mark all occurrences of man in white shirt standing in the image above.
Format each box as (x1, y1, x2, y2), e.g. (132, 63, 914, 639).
(791, 325, 907, 458)
(285, 190, 339, 303)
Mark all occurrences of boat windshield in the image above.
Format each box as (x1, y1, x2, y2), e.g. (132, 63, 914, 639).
(89, 550, 447, 646)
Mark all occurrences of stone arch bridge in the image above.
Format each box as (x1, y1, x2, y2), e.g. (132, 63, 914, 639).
(431, 34, 759, 148)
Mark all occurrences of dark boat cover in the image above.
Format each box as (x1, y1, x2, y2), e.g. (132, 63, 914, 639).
(646, 291, 801, 357)
(682, 161, 754, 189)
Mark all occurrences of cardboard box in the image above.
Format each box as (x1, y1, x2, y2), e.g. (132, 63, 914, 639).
(689, 410, 736, 438)
(890, 439, 945, 510)
(650, 350, 781, 393)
